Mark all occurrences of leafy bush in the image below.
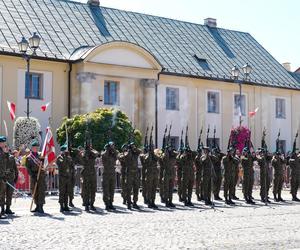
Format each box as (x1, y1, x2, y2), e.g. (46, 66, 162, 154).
(13, 117, 41, 149)
(56, 108, 142, 151)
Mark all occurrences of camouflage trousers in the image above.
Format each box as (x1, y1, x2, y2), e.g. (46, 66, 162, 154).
(243, 170, 254, 200)
(59, 175, 72, 205)
(273, 173, 284, 197)
(31, 172, 46, 205)
(102, 173, 115, 204)
(163, 176, 174, 203)
(146, 172, 158, 203)
(126, 172, 139, 204)
(81, 174, 97, 206)
(182, 172, 194, 201)
(291, 175, 300, 197)
(224, 174, 235, 200)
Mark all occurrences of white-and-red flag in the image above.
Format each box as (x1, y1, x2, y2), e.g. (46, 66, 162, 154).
(7, 101, 16, 121)
(42, 127, 56, 167)
(249, 107, 259, 118)
(41, 102, 51, 112)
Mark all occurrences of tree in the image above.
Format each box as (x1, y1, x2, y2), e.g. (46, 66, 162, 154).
(56, 108, 142, 151)
(13, 117, 41, 149)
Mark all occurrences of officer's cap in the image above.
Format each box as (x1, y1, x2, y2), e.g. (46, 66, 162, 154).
(0, 136, 7, 143)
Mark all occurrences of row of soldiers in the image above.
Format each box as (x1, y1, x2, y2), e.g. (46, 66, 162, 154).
(1, 126, 300, 217)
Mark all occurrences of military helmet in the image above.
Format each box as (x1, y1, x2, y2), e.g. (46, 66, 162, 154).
(60, 144, 68, 152)
(31, 140, 40, 147)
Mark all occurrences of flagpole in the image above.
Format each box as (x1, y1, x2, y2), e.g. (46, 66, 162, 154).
(30, 159, 44, 211)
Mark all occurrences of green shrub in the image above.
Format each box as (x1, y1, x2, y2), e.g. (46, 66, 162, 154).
(56, 108, 142, 151)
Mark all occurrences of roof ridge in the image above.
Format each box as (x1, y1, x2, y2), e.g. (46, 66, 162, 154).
(54, 0, 251, 35)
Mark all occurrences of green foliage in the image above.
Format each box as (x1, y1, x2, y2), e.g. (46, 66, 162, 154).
(56, 108, 142, 151)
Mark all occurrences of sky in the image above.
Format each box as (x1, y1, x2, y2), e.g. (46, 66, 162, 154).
(78, 0, 299, 71)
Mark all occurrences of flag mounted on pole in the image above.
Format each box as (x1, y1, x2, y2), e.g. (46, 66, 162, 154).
(7, 101, 16, 121)
(41, 127, 56, 167)
(41, 102, 51, 112)
(249, 107, 259, 118)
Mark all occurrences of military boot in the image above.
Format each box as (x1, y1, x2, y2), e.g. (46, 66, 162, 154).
(187, 198, 194, 207)
(90, 203, 96, 211)
(229, 199, 235, 205)
(152, 202, 158, 209)
(60, 204, 64, 213)
(123, 198, 127, 205)
(214, 195, 222, 201)
(273, 193, 278, 202)
(105, 203, 110, 211)
(64, 204, 71, 212)
(132, 202, 140, 209)
(85, 205, 90, 212)
(31, 205, 38, 213)
(109, 202, 116, 210)
(127, 202, 132, 210)
(69, 200, 75, 208)
(39, 205, 45, 214)
(292, 196, 300, 202)
(0, 205, 7, 219)
(5, 205, 15, 215)
(197, 194, 201, 201)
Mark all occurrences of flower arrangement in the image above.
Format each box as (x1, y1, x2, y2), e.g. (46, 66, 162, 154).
(229, 126, 252, 155)
(13, 117, 41, 149)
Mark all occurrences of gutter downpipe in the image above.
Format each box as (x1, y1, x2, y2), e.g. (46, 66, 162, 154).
(68, 62, 73, 118)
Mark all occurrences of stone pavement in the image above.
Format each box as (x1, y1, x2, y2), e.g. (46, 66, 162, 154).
(1, 189, 300, 250)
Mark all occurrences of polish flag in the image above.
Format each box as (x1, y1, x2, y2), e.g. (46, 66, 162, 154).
(41, 102, 51, 112)
(42, 127, 56, 168)
(249, 107, 259, 118)
(7, 101, 16, 121)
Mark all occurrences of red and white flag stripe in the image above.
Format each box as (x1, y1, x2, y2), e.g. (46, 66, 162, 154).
(41, 102, 51, 112)
(42, 127, 56, 167)
(249, 107, 259, 118)
(7, 101, 16, 121)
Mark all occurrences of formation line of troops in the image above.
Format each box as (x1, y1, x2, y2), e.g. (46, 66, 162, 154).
(0, 126, 300, 218)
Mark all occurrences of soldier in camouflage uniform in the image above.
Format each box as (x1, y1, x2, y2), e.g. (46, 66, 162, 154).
(0, 136, 8, 218)
(199, 147, 215, 205)
(143, 143, 159, 209)
(120, 142, 141, 209)
(240, 147, 255, 204)
(179, 146, 196, 206)
(101, 142, 118, 211)
(25, 140, 46, 213)
(56, 144, 74, 212)
(119, 144, 128, 205)
(77, 144, 100, 212)
(256, 148, 271, 203)
(3, 144, 18, 215)
(222, 147, 239, 205)
(271, 152, 286, 202)
(289, 152, 300, 201)
(160, 145, 177, 207)
(140, 145, 149, 205)
(211, 148, 223, 200)
(194, 148, 203, 201)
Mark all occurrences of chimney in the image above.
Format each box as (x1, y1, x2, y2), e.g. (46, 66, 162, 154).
(87, 0, 100, 6)
(204, 18, 217, 28)
(282, 62, 291, 72)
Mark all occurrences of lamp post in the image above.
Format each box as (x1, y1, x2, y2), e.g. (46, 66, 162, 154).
(18, 32, 41, 118)
(231, 63, 252, 126)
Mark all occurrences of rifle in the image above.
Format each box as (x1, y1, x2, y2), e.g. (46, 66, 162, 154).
(261, 127, 268, 152)
(197, 127, 203, 152)
(185, 125, 190, 150)
(206, 125, 210, 148)
(276, 129, 281, 153)
(149, 126, 154, 151)
(162, 125, 168, 150)
(292, 130, 299, 155)
(167, 123, 172, 148)
(179, 129, 184, 152)
(84, 115, 92, 149)
(143, 126, 149, 153)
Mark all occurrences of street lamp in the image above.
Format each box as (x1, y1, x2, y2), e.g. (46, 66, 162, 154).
(231, 63, 252, 126)
(18, 32, 41, 118)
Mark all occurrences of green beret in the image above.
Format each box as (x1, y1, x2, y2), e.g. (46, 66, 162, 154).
(60, 144, 68, 151)
(31, 140, 40, 147)
(0, 136, 7, 143)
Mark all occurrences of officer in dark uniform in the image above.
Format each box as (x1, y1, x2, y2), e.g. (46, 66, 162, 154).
(25, 140, 46, 213)
(56, 144, 74, 212)
(271, 152, 286, 202)
(101, 141, 118, 211)
(211, 147, 223, 201)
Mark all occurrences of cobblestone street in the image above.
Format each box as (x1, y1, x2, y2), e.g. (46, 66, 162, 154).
(1, 189, 300, 250)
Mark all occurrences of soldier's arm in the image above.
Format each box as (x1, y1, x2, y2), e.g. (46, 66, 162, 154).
(13, 157, 18, 183)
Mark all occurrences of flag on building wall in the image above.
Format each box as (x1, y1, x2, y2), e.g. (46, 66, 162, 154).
(249, 107, 259, 118)
(41, 102, 51, 112)
(41, 127, 56, 167)
(7, 101, 16, 121)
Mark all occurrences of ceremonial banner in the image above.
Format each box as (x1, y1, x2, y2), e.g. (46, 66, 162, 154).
(7, 101, 16, 121)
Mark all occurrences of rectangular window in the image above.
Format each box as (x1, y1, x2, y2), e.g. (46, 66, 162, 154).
(207, 138, 220, 149)
(25, 73, 43, 99)
(275, 98, 286, 119)
(170, 136, 179, 150)
(166, 87, 179, 110)
(104, 81, 120, 105)
(207, 91, 219, 113)
(234, 94, 246, 116)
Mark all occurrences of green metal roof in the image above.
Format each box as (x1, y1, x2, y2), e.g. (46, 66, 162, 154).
(0, 0, 298, 89)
